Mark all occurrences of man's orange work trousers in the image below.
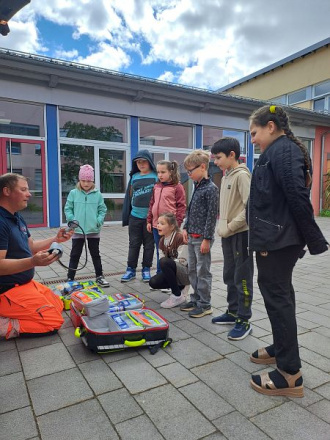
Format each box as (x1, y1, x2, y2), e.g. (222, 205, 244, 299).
(0, 280, 64, 339)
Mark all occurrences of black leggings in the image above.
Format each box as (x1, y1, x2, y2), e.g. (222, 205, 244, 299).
(67, 237, 103, 280)
(149, 257, 183, 296)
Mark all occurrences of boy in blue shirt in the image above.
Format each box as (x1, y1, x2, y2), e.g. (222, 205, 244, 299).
(121, 150, 157, 282)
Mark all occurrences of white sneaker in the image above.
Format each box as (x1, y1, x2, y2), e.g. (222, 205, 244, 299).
(181, 285, 190, 299)
(161, 294, 185, 309)
(161, 288, 171, 294)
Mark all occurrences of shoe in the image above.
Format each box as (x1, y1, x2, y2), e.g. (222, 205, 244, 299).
(96, 276, 110, 287)
(250, 347, 276, 365)
(161, 288, 171, 294)
(142, 267, 151, 282)
(227, 319, 252, 340)
(250, 368, 304, 398)
(212, 310, 237, 325)
(188, 305, 213, 318)
(180, 301, 197, 312)
(161, 294, 185, 309)
(121, 267, 136, 282)
(66, 278, 74, 282)
(181, 285, 190, 299)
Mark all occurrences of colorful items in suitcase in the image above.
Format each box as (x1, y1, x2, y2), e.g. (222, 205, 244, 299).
(75, 307, 171, 354)
(50, 280, 103, 310)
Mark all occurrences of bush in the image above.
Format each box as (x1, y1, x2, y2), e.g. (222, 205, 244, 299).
(319, 209, 330, 217)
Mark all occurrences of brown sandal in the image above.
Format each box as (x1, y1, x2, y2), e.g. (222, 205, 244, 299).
(250, 347, 276, 365)
(250, 368, 304, 398)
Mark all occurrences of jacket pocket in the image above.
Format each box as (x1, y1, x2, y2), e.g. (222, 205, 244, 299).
(218, 218, 231, 238)
(255, 217, 283, 231)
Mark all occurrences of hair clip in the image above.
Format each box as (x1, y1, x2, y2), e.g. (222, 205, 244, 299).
(269, 105, 276, 113)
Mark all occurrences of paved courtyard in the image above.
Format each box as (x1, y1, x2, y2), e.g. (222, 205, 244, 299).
(0, 218, 330, 440)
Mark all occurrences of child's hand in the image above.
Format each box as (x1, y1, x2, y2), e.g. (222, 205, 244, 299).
(147, 223, 152, 233)
(182, 229, 188, 244)
(200, 239, 210, 254)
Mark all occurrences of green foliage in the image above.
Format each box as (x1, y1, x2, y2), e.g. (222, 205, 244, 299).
(63, 121, 123, 142)
(322, 171, 330, 212)
(319, 209, 330, 217)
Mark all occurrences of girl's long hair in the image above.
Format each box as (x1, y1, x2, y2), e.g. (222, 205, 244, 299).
(157, 160, 180, 184)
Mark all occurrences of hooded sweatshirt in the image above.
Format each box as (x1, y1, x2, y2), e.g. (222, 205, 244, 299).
(218, 163, 251, 238)
(122, 150, 157, 226)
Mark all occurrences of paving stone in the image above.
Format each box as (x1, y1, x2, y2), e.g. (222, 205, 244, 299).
(288, 387, 324, 408)
(193, 330, 239, 356)
(139, 346, 176, 367)
(0, 338, 16, 352)
(110, 355, 167, 394)
(66, 341, 100, 364)
(299, 347, 330, 373)
(219, 332, 265, 355)
(251, 401, 330, 440)
(136, 384, 216, 440)
(15, 332, 61, 351)
(99, 388, 143, 423)
(174, 318, 205, 334)
(213, 411, 271, 440)
(38, 399, 118, 440)
(202, 433, 227, 440)
(299, 332, 330, 359)
(158, 362, 198, 387)
(301, 361, 330, 389)
(0, 406, 38, 440)
(0, 348, 21, 376)
(59, 325, 82, 346)
(77, 360, 122, 396)
(180, 381, 234, 420)
(169, 338, 222, 368)
(0, 372, 29, 414)
(27, 367, 93, 415)
(308, 399, 330, 424)
(20, 342, 75, 379)
(102, 349, 139, 364)
(168, 323, 191, 341)
(314, 382, 330, 399)
(192, 359, 282, 418)
(115, 415, 164, 440)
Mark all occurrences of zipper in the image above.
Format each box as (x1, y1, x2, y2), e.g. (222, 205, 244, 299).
(256, 217, 283, 230)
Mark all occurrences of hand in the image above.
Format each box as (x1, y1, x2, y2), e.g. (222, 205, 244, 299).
(200, 239, 210, 254)
(147, 223, 152, 233)
(55, 227, 74, 243)
(32, 250, 59, 267)
(182, 229, 188, 244)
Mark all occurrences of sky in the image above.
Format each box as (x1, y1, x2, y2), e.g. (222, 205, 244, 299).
(1, 0, 329, 91)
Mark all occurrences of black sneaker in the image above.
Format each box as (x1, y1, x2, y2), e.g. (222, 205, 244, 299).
(180, 301, 196, 312)
(189, 305, 213, 318)
(227, 319, 252, 340)
(96, 276, 110, 287)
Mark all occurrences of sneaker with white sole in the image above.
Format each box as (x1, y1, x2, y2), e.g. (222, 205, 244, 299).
(188, 305, 213, 318)
(161, 288, 171, 294)
(161, 294, 185, 309)
(96, 276, 110, 287)
(227, 319, 252, 340)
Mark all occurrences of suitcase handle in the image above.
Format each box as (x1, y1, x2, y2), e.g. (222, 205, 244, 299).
(124, 338, 146, 347)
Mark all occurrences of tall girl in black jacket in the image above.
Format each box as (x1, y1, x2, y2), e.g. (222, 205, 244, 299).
(248, 105, 328, 398)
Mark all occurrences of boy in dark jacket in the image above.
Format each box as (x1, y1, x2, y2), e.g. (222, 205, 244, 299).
(121, 150, 157, 282)
(180, 150, 219, 318)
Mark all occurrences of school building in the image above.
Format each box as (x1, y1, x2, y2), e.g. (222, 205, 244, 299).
(1, 47, 330, 227)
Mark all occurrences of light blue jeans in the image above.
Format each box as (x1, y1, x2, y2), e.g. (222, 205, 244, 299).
(187, 236, 214, 308)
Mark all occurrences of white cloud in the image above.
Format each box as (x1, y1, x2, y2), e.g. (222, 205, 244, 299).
(1, 0, 329, 89)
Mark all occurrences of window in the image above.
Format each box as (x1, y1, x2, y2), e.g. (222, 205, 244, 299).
(0, 99, 44, 136)
(140, 120, 193, 149)
(314, 98, 325, 112)
(59, 109, 128, 143)
(288, 89, 307, 105)
(271, 96, 286, 105)
(314, 80, 330, 98)
(203, 126, 246, 155)
(6, 142, 21, 155)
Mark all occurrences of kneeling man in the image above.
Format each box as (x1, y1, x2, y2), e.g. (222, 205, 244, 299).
(0, 173, 73, 339)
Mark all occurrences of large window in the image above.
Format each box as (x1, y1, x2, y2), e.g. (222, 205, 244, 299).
(59, 109, 128, 143)
(0, 99, 44, 136)
(288, 88, 307, 105)
(203, 126, 246, 156)
(140, 120, 193, 149)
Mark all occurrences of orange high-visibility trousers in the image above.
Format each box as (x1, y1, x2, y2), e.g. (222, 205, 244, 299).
(0, 280, 64, 339)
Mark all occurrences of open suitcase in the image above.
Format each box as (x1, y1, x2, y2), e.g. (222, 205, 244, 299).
(70, 291, 144, 327)
(75, 307, 171, 354)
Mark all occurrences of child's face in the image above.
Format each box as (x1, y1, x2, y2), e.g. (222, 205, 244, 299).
(185, 162, 207, 182)
(80, 180, 94, 192)
(135, 159, 151, 174)
(157, 216, 174, 236)
(250, 122, 274, 153)
(157, 164, 171, 183)
(213, 152, 235, 171)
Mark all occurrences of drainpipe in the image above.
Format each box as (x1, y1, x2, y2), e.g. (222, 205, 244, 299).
(320, 130, 330, 212)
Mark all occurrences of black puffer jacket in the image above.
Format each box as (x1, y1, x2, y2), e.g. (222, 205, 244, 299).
(248, 135, 328, 254)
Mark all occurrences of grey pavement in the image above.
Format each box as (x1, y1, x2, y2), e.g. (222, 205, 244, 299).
(1, 218, 330, 440)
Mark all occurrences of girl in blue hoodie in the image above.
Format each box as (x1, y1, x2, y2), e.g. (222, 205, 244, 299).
(64, 164, 109, 287)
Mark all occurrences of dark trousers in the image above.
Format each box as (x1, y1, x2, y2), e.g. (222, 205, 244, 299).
(67, 237, 103, 280)
(149, 257, 183, 296)
(153, 227, 161, 273)
(127, 215, 154, 269)
(222, 231, 254, 320)
(256, 244, 304, 372)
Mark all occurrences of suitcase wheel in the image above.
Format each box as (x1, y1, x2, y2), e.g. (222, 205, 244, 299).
(124, 338, 146, 347)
